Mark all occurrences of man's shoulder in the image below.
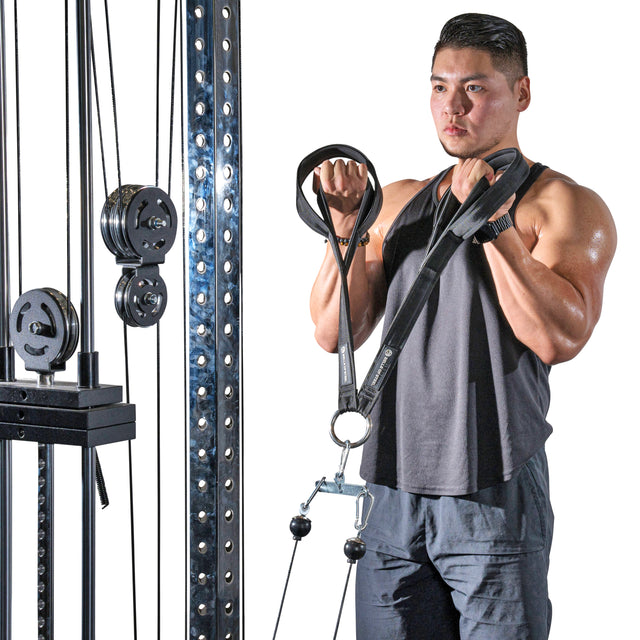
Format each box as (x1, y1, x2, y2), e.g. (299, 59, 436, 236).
(517, 165, 616, 255)
(373, 178, 433, 239)
(520, 166, 613, 229)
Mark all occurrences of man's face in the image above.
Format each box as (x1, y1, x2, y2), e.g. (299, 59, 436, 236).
(430, 47, 529, 159)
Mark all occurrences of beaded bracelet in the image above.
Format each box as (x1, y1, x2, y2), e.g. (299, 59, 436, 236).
(326, 231, 370, 247)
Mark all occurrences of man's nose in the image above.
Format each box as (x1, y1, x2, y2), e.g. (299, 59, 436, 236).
(444, 90, 468, 116)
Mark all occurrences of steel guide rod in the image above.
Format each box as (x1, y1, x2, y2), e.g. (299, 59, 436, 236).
(0, 0, 12, 637)
(187, 1, 242, 638)
(76, 1, 97, 640)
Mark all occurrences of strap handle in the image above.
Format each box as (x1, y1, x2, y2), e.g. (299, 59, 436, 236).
(296, 145, 529, 426)
(296, 145, 383, 412)
(357, 147, 530, 416)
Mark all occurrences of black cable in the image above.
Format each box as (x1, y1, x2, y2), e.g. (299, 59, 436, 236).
(272, 540, 300, 639)
(90, 2, 138, 635)
(102, 0, 121, 193)
(124, 324, 138, 640)
(99, 3, 139, 635)
(333, 563, 354, 640)
(156, 321, 161, 640)
(13, 0, 22, 296)
(167, 0, 179, 194)
(155, 0, 161, 188)
(64, 0, 71, 309)
(154, 4, 163, 636)
(90, 30, 109, 200)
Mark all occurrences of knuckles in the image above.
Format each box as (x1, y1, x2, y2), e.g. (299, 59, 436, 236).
(314, 159, 368, 202)
(452, 158, 495, 202)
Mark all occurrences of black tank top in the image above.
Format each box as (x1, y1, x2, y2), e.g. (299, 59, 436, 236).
(359, 163, 552, 495)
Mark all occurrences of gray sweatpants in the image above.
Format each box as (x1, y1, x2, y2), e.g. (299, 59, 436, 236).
(355, 448, 553, 640)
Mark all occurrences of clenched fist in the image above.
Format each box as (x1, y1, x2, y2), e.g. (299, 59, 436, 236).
(313, 159, 368, 236)
(451, 157, 516, 222)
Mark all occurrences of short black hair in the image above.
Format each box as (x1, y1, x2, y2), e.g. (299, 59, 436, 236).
(433, 13, 528, 84)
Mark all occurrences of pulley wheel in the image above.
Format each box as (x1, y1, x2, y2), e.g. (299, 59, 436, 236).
(115, 268, 168, 327)
(9, 288, 79, 374)
(101, 184, 177, 264)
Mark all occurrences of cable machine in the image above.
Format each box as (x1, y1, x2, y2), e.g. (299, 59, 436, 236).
(0, 1, 243, 638)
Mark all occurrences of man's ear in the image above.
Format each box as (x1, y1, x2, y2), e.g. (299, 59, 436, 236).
(516, 76, 531, 112)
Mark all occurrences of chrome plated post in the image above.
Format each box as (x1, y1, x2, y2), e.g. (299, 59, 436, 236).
(77, 1, 97, 637)
(76, 0, 98, 388)
(0, 0, 9, 350)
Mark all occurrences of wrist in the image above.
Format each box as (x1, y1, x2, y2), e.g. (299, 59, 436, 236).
(326, 231, 370, 247)
(473, 212, 513, 244)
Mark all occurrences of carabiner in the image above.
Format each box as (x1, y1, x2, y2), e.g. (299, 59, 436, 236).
(334, 440, 352, 490)
(354, 487, 375, 532)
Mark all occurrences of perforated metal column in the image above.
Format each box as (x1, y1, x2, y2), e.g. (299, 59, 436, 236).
(187, 2, 242, 639)
(37, 444, 54, 639)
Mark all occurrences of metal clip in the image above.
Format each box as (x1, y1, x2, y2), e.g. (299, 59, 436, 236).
(334, 440, 351, 491)
(354, 487, 375, 532)
(299, 477, 326, 516)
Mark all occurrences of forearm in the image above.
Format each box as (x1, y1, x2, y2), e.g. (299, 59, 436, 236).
(310, 243, 383, 352)
(484, 229, 594, 365)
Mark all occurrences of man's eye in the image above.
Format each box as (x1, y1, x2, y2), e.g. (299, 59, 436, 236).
(433, 85, 446, 93)
(466, 84, 483, 93)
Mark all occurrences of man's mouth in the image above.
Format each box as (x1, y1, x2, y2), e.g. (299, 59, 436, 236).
(444, 124, 467, 136)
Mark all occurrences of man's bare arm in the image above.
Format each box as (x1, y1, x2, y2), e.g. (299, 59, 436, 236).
(482, 178, 616, 365)
(310, 161, 425, 352)
(310, 238, 387, 352)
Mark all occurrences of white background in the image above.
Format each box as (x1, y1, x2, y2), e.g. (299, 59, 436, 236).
(5, 1, 639, 639)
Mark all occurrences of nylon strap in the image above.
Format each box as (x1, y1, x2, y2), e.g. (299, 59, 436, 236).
(296, 146, 529, 420)
(297, 144, 383, 412)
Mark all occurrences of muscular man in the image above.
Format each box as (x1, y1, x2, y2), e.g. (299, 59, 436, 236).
(310, 13, 616, 640)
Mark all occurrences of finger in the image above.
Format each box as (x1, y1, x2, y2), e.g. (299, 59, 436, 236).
(468, 159, 494, 183)
(333, 159, 347, 191)
(345, 161, 367, 191)
(491, 170, 505, 185)
(357, 162, 368, 184)
(320, 160, 335, 191)
(334, 159, 347, 176)
(312, 166, 321, 193)
(346, 160, 359, 176)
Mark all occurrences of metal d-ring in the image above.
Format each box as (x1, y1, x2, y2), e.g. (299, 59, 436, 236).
(329, 410, 372, 449)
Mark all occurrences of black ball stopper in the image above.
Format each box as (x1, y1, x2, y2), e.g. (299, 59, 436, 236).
(344, 537, 366, 563)
(290, 515, 312, 540)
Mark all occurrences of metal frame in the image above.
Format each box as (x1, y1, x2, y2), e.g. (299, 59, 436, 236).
(0, 2, 135, 640)
(187, 1, 243, 638)
(0, 0, 14, 637)
(0, 1, 244, 638)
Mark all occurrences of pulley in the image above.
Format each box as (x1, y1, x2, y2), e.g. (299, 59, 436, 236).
(100, 184, 177, 266)
(115, 266, 168, 328)
(101, 185, 176, 328)
(9, 288, 79, 374)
